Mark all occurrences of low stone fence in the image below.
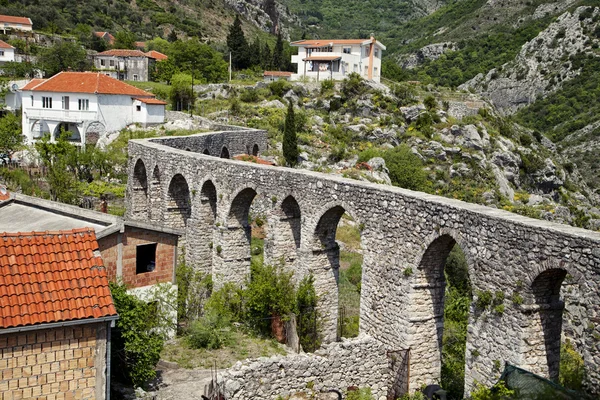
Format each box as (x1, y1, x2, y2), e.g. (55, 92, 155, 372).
(221, 334, 397, 400)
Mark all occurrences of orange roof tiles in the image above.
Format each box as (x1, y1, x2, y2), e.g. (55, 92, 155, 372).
(94, 32, 115, 44)
(303, 56, 341, 61)
(27, 72, 154, 97)
(263, 71, 292, 77)
(0, 15, 32, 26)
(135, 97, 167, 105)
(0, 40, 14, 49)
(97, 49, 149, 58)
(21, 78, 46, 90)
(146, 50, 168, 61)
(292, 39, 366, 46)
(0, 228, 117, 329)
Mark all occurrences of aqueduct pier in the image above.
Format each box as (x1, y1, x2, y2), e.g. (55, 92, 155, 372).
(126, 128, 600, 397)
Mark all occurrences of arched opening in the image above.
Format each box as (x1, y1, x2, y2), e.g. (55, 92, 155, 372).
(214, 188, 257, 287)
(31, 120, 50, 139)
(220, 146, 230, 159)
(185, 147, 191, 152)
(131, 159, 148, 219)
(55, 122, 82, 143)
(411, 235, 472, 399)
(265, 195, 301, 266)
(149, 165, 162, 222)
(166, 174, 191, 228)
(252, 144, 259, 156)
(311, 206, 363, 344)
(524, 268, 567, 382)
(203, 149, 210, 155)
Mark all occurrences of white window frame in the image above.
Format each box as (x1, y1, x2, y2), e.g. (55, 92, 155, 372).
(343, 47, 351, 54)
(62, 96, 69, 110)
(78, 99, 89, 111)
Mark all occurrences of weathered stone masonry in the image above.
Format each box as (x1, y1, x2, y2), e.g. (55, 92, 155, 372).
(126, 128, 600, 397)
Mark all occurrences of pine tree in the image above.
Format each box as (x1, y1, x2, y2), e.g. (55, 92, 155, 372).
(262, 43, 272, 70)
(226, 15, 249, 70)
(272, 32, 284, 71)
(283, 100, 298, 167)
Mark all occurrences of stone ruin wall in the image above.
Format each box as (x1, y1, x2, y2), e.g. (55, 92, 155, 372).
(126, 128, 600, 397)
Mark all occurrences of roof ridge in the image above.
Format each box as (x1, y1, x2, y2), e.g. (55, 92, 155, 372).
(0, 228, 96, 238)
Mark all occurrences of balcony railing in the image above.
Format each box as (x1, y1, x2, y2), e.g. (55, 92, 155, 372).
(26, 108, 98, 123)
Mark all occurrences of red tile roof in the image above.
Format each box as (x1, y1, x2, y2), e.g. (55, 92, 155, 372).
(27, 72, 154, 97)
(263, 71, 293, 77)
(146, 50, 168, 61)
(135, 97, 167, 105)
(94, 32, 115, 44)
(97, 49, 149, 58)
(0, 15, 32, 26)
(292, 39, 366, 46)
(0, 40, 14, 49)
(0, 228, 117, 329)
(21, 78, 46, 90)
(135, 41, 146, 49)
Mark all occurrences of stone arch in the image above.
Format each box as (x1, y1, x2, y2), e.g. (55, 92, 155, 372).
(220, 146, 230, 159)
(521, 268, 568, 381)
(213, 187, 258, 288)
(186, 180, 218, 276)
(84, 121, 105, 146)
(265, 195, 301, 266)
(149, 165, 162, 222)
(252, 144, 259, 156)
(165, 174, 191, 228)
(130, 159, 149, 219)
(203, 149, 210, 155)
(30, 120, 50, 139)
(185, 147, 191, 152)
(409, 233, 473, 392)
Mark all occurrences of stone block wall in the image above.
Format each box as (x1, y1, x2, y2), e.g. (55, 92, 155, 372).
(0, 323, 107, 400)
(126, 130, 600, 395)
(221, 335, 393, 399)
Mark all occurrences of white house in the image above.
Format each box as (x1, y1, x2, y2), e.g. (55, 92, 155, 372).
(291, 36, 386, 82)
(21, 72, 166, 146)
(0, 14, 32, 33)
(0, 40, 15, 64)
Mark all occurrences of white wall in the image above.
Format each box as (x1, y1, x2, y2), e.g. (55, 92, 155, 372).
(145, 104, 165, 125)
(0, 47, 15, 63)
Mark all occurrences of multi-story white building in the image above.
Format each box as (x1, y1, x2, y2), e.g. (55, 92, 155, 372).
(0, 40, 15, 64)
(290, 36, 386, 82)
(21, 72, 166, 146)
(0, 14, 32, 33)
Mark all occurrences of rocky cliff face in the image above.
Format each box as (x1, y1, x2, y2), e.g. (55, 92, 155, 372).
(225, 0, 300, 39)
(460, 7, 600, 115)
(400, 42, 457, 69)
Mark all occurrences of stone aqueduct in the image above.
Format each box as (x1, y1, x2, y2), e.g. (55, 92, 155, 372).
(126, 128, 600, 396)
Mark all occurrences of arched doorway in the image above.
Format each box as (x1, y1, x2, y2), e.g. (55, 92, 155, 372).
(149, 165, 162, 222)
(410, 234, 472, 399)
(252, 144, 259, 156)
(194, 180, 217, 275)
(130, 159, 148, 219)
(220, 146, 230, 159)
(55, 122, 82, 143)
(166, 174, 191, 228)
(265, 195, 301, 266)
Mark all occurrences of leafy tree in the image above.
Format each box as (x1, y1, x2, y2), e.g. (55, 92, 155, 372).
(35, 132, 79, 204)
(109, 282, 164, 388)
(146, 37, 171, 54)
(39, 41, 88, 77)
(169, 73, 194, 112)
(226, 15, 249, 70)
(90, 33, 108, 52)
(272, 32, 284, 70)
(382, 145, 428, 191)
(167, 29, 178, 43)
(0, 113, 23, 157)
(296, 274, 320, 352)
(167, 39, 228, 83)
(114, 31, 137, 49)
(283, 100, 299, 167)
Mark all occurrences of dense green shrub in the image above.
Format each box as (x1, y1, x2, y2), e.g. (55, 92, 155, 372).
(346, 387, 374, 400)
(296, 274, 320, 352)
(320, 78, 335, 94)
(187, 310, 234, 350)
(560, 340, 585, 390)
(269, 80, 293, 97)
(382, 145, 428, 191)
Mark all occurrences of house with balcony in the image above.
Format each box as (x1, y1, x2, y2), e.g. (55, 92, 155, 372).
(0, 14, 32, 33)
(290, 36, 386, 82)
(0, 40, 15, 64)
(21, 71, 166, 145)
(93, 49, 158, 82)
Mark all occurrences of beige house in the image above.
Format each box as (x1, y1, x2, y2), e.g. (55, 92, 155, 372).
(0, 14, 32, 32)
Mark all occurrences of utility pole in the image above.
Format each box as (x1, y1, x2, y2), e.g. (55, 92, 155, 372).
(229, 52, 232, 82)
(190, 64, 194, 117)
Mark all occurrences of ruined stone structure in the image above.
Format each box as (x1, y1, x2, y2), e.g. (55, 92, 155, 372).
(126, 128, 600, 398)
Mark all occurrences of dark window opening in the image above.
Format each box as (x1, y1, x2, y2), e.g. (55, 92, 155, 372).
(136, 105, 142, 112)
(136, 243, 157, 274)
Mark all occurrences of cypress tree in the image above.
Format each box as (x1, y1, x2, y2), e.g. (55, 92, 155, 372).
(283, 100, 298, 167)
(262, 43, 272, 70)
(272, 32, 284, 71)
(226, 15, 249, 70)
(249, 37, 262, 68)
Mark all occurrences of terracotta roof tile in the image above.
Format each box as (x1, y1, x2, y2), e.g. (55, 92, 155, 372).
(0, 15, 32, 26)
(135, 97, 167, 105)
(145, 50, 168, 61)
(0, 229, 117, 329)
(97, 49, 149, 58)
(292, 39, 366, 46)
(0, 40, 14, 49)
(26, 72, 154, 97)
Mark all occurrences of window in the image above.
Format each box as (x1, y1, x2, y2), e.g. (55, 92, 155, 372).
(374, 67, 378, 75)
(30, 95, 33, 106)
(136, 105, 141, 112)
(136, 243, 157, 274)
(62, 96, 69, 110)
(375, 48, 379, 58)
(78, 99, 89, 111)
(42, 96, 52, 108)
(0, 51, 4, 56)
(364, 66, 368, 75)
(109, 59, 115, 67)
(364, 47, 370, 57)
(100, 59, 105, 66)
(343, 47, 351, 54)
(133, 74, 138, 81)
(354, 64, 358, 72)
